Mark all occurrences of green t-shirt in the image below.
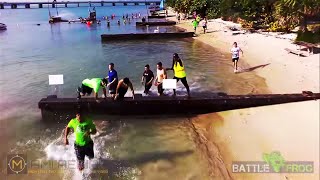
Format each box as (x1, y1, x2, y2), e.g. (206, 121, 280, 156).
(193, 20, 198, 27)
(67, 117, 96, 146)
(82, 78, 102, 93)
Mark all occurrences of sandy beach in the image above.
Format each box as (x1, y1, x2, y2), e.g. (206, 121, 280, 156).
(167, 10, 319, 180)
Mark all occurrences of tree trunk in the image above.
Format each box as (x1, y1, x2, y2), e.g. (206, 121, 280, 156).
(299, 6, 308, 32)
(300, 14, 308, 32)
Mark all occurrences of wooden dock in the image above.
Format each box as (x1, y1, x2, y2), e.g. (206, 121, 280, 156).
(136, 21, 176, 26)
(101, 32, 194, 41)
(148, 15, 173, 19)
(0, 0, 160, 9)
(38, 91, 320, 120)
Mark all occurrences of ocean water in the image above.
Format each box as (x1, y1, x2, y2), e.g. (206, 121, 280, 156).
(0, 5, 270, 180)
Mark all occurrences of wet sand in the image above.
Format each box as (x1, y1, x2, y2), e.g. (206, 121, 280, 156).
(167, 9, 320, 180)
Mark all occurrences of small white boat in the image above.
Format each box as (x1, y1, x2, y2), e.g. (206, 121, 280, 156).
(154, 26, 160, 33)
(0, 23, 7, 30)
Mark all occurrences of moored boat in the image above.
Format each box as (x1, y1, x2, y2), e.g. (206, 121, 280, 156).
(0, 23, 7, 30)
(48, 1, 69, 23)
(49, 16, 69, 23)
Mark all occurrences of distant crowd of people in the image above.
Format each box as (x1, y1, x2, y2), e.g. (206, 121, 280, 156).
(77, 53, 191, 102)
(102, 12, 147, 27)
(69, 12, 146, 27)
(176, 12, 208, 34)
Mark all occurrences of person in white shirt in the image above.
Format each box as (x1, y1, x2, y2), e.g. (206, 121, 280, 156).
(231, 42, 244, 73)
(202, 17, 207, 34)
(154, 62, 167, 96)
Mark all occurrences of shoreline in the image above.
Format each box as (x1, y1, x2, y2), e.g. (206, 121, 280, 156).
(167, 9, 319, 179)
(171, 17, 319, 93)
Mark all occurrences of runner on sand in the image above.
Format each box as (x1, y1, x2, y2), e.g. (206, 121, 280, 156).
(231, 42, 244, 73)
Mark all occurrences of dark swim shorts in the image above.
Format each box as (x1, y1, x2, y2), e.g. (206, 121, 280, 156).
(232, 57, 239, 62)
(74, 141, 94, 168)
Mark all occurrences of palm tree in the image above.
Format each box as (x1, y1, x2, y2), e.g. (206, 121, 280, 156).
(282, 0, 320, 31)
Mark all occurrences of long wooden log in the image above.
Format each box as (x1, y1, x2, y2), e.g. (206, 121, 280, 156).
(101, 32, 194, 41)
(148, 15, 174, 19)
(136, 21, 176, 26)
(38, 92, 320, 119)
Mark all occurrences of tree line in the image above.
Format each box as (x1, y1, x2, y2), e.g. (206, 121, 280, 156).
(166, 0, 320, 34)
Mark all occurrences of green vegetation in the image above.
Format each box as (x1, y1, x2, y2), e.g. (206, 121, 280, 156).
(166, 0, 320, 35)
(296, 30, 320, 43)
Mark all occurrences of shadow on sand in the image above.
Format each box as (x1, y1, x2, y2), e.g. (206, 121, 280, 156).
(296, 46, 320, 55)
(236, 63, 270, 74)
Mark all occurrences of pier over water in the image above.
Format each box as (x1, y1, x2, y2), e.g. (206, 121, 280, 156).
(0, 0, 161, 9)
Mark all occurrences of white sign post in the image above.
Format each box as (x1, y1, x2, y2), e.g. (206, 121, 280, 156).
(49, 75, 64, 85)
(48, 75, 64, 96)
(162, 79, 177, 89)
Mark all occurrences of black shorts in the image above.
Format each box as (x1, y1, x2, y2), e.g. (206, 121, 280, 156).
(81, 84, 93, 95)
(118, 87, 128, 99)
(74, 141, 94, 166)
(232, 57, 239, 62)
(203, 25, 207, 29)
(109, 81, 118, 94)
(144, 83, 152, 94)
(173, 76, 188, 84)
(157, 82, 164, 94)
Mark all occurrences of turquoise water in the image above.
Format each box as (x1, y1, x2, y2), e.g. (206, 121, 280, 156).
(0, 6, 270, 180)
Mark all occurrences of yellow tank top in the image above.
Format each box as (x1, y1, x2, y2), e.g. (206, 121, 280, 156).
(196, 16, 200, 22)
(173, 62, 186, 78)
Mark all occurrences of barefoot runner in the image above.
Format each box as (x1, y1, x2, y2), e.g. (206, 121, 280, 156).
(64, 110, 97, 171)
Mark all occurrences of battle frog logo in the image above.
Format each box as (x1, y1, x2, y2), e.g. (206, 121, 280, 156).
(7, 154, 27, 174)
(76, 124, 88, 133)
(232, 151, 314, 173)
(263, 151, 286, 172)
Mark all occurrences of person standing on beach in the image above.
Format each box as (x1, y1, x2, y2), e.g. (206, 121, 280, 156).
(107, 63, 118, 98)
(231, 42, 244, 73)
(166, 53, 191, 98)
(192, 19, 198, 33)
(202, 17, 208, 34)
(141, 64, 154, 95)
(154, 62, 167, 96)
(64, 109, 97, 171)
(196, 15, 201, 22)
(192, 15, 201, 33)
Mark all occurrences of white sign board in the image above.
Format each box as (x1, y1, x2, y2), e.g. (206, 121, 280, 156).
(49, 75, 64, 85)
(162, 79, 176, 89)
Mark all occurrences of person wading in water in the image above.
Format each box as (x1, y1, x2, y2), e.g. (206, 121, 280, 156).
(114, 77, 135, 100)
(77, 78, 108, 102)
(154, 62, 167, 96)
(64, 109, 97, 171)
(166, 53, 191, 98)
(141, 64, 154, 95)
